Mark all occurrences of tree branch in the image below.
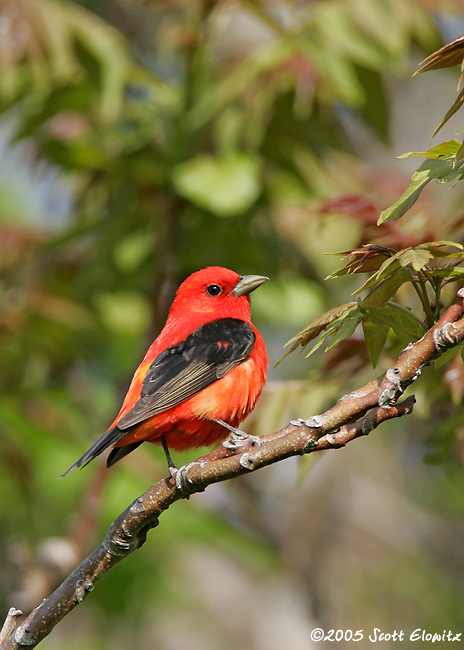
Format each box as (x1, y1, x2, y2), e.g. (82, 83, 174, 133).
(3, 288, 464, 649)
(0, 611, 22, 646)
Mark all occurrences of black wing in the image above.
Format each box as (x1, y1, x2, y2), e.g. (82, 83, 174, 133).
(116, 317, 255, 430)
(61, 318, 255, 475)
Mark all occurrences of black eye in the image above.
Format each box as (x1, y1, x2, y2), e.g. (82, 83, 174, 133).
(206, 284, 222, 297)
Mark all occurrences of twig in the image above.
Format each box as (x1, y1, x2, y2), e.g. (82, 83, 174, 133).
(2, 289, 464, 650)
(0, 610, 22, 646)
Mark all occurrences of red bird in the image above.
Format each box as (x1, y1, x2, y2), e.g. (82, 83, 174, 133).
(63, 267, 268, 475)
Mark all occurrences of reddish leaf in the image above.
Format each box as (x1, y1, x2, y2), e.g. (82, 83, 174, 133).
(415, 35, 464, 77)
(324, 338, 369, 373)
(318, 194, 379, 225)
(329, 244, 395, 277)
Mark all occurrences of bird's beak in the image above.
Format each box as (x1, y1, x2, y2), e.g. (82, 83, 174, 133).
(232, 274, 268, 296)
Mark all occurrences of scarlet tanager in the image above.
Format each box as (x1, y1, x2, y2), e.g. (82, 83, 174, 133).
(63, 267, 268, 475)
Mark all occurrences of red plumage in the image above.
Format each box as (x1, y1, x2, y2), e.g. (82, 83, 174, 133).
(63, 267, 268, 474)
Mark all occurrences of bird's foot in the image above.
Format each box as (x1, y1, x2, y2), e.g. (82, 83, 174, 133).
(213, 418, 261, 451)
(170, 461, 205, 497)
(222, 430, 261, 450)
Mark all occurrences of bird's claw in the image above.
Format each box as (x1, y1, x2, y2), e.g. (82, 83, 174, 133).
(223, 429, 261, 450)
(172, 461, 204, 497)
(213, 418, 261, 450)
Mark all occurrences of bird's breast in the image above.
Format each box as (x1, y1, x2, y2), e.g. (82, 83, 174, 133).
(190, 350, 267, 423)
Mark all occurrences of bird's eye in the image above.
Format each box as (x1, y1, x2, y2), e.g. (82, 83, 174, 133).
(206, 284, 222, 297)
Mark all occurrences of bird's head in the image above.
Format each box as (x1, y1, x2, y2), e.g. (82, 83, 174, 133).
(168, 266, 268, 327)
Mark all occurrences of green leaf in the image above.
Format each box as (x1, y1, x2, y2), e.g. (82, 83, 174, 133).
(324, 309, 363, 352)
(378, 158, 464, 224)
(432, 87, 464, 138)
(457, 140, 464, 163)
(353, 255, 402, 295)
(434, 346, 460, 370)
(352, 242, 463, 297)
(398, 248, 434, 271)
(280, 302, 360, 362)
(172, 153, 261, 217)
(362, 318, 389, 367)
(417, 240, 464, 252)
(301, 328, 336, 358)
(360, 304, 425, 343)
(422, 266, 464, 279)
(398, 140, 461, 159)
(284, 302, 357, 351)
(361, 268, 411, 308)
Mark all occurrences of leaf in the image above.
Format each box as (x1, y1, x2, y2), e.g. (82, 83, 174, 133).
(172, 153, 261, 217)
(422, 266, 464, 280)
(361, 268, 411, 308)
(432, 87, 464, 138)
(324, 309, 363, 352)
(279, 302, 360, 363)
(434, 346, 460, 370)
(378, 158, 464, 224)
(398, 248, 434, 271)
(294, 306, 363, 360)
(352, 255, 402, 295)
(327, 245, 395, 278)
(350, 242, 463, 297)
(318, 195, 378, 223)
(398, 140, 462, 160)
(417, 240, 464, 252)
(283, 302, 357, 351)
(413, 38, 464, 136)
(414, 35, 464, 75)
(362, 318, 389, 368)
(457, 140, 464, 163)
(360, 304, 425, 343)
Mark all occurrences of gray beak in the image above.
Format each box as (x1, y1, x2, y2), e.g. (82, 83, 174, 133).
(232, 274, 268, 296)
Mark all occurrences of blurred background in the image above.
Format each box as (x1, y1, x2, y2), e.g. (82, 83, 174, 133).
(1, 1, 464, 648)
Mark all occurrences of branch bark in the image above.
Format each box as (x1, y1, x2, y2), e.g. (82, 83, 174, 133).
(3, 289, 464, 649)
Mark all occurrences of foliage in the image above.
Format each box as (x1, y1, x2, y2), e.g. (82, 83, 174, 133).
(286, 241, 464, 365)
(378, 36, 464, 223)
(286, 35, 464, 368)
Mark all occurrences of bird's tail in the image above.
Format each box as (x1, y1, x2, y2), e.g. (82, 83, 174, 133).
(106, 441, 143, 468)
(60, 426, 127, 478)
